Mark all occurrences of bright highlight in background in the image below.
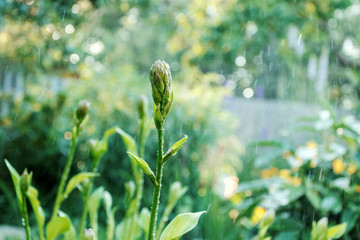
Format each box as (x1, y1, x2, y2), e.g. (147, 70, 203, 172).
(70, 53, 80, 64)
(65, 24, 75, 34)
(243, 87, 254, 98)
(235, 56, 246, 67)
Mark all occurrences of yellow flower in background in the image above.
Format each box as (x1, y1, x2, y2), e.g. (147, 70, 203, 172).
(290, 177, 302, 187)
(251, 206, 266, 225)
(279, 169, 291, 178)
(355, 185, 360, 193)
(310, 160, 317, 168)
(261, 167, 278, 179)
(306, 140, 318, 149)
(282, 150, 292, 159)
(347, 164, 357, 175)
(333, 158, 344, 174)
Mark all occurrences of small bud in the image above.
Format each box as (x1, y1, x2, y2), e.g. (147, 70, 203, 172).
(75, 100, 90, 125)
(20, 169, 31, 194)
(137, 95, 148, 120)
(149, 60, 173, 123)
(83, 228, 95, 240)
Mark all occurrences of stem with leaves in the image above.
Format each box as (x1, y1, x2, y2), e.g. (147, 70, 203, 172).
(148, 126, 164, 240)
(22, 188, 31, 240)
(51, 100, 90, 221)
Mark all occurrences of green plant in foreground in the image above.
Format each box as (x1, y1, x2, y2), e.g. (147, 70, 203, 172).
(127, 60, 205, 240)
(5, 100, 97, 240)
(4, 60, 205, 240)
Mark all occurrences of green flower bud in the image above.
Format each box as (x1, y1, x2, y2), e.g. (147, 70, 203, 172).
(20, 169, 31, 194)
(137, 95, 148, 120)
(83, 228, 95, 240)
(149, 60, 173, 123)
(75, 100, 91, 125)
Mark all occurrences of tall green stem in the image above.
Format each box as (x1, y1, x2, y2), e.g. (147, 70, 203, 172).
(77, 164, 95, 240)
(51, 125, 79, 220)
(22, 194, 31, 240)
(148, 126, 164, 240)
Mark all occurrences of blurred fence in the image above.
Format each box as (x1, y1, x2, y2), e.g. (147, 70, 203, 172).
(224, 97, 340, 144)
(0, 68, 66, 117)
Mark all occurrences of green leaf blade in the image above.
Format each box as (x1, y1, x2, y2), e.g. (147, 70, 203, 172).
(46, 213, 71, 240)
(163, 135, 188, 163)
(27, 186, 45, 240)
(325, 223, 347, 239)
(127, 152, 157, 185)
(63, 172, 99, 199)
(160, 211, 205, 240)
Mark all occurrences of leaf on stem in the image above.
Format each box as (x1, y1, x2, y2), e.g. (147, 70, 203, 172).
(103, 191, 115, 240)
(127, 152, 157, 186)
(63, 172, 99, 199)
(325, 223, 347, 239)
(162, 135, 188, 163)
(115, 127, 137, 154)
(27, 186, 45, 240)
(159, 211, 206, 240)
(4, 159, 23, 208)
(88, 187, 104, 236)
(46, 212, 71, 240)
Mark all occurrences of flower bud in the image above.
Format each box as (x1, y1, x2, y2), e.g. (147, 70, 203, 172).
(83, 228, 95, 240)
(149, 60, 173, 122)
(137, 95, 148, 120)
(75, 100, 90, 125)
(20, 169, 31, 194)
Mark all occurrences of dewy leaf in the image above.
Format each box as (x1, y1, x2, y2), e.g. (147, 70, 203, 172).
(325, 223, 347, 239)
(46, 213, 71, 240)
(63, 172, 99, 199)
(115, 127, 137, 154)
(27, 186, 45, 240)
(163, 135, 188, 163)
(160, 211, 206, 240)
(127, 152, 157, 186)
(4, 159, 23, 208)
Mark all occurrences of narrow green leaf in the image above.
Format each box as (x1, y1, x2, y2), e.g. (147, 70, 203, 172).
(63, 172, 99, 199)
(160, 211, 206, 240)
(63, 223, 77, 240)
(306, 190, 321, 210)
(163, 135, 188, 163)
(325, 223, 347, 239)
(88, 187, 104, 236)
(115, 217, 141, 240)
(4, 159, 23, 208)
(46, 213, 71, 240)
(27, 186, 45, 240)
(115, 127, 137, 153)
(127, 152, 157, 186)
(139, 208, 151, 238)
(103, 191, 115, 240)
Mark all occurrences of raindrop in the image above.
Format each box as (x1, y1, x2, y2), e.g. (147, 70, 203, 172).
(297, 33, 302, 45)
(319, 169, 323, 180)
(37, 89, 45, 101)
(4, 65, 8, 73)
(38, 49, 41, 63)
(21, 218, 25, 226)
(14, 112, 18, 122)
(62, 10, 66, 21)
